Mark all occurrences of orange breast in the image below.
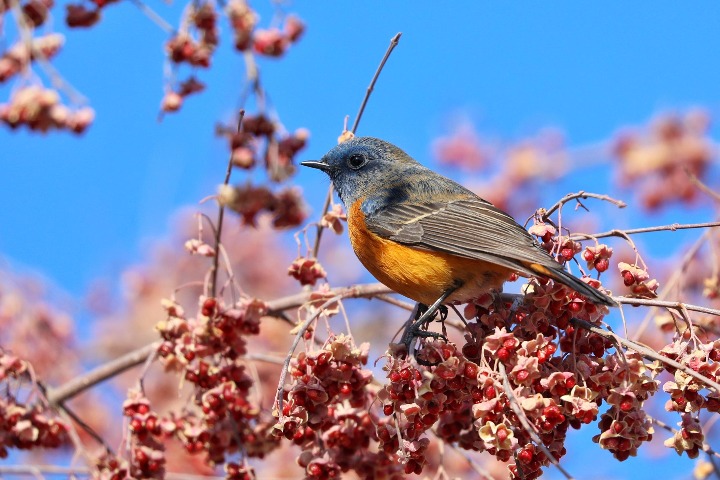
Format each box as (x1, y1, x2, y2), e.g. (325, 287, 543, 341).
(347, 201, 512, 305)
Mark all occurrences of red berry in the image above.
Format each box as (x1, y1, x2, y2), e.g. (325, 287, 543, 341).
(497, 347, 510, 362)
(560, 247, 574, 261)
(595, 258, 609, 272)
(463, 362, 479, 378)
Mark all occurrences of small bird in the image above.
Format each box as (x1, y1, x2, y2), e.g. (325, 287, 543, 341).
(302, 137, 615, 347)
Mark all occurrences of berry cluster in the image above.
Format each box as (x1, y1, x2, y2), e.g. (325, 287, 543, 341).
(161, 1, 305, 113)
(160, 77, 205, 113)
(618, 262, 659, 298)
(94, 452, 130, 479)
(374, 270, 634, 479)
(288, 257, 327, 287)
(0, 351, 70, 458)
(703, 276, 719, 300)
(277, 334, 404, 479)
(65, 0, 119, 28)
(224, 0, 306, 58)
(613, 110, 713, 210)
(0, 34, 64, 83)
(319, 204, 347, 235)
(218, 114, 309, 182)
(0, 86, 94, 133)
(122, 390, 166, 478)
(165, 2, 218, 68)
(218, 183, 307, 229)
(591, 351, 657, 461)
(583, 244, 613, 273)
(251, 14, 305, 58)
(154, 296, 280, 469)
(20, 0, 54, 26)
(529, 223, 583, 263)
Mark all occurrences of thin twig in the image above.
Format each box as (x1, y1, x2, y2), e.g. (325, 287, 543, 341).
(374, 294, 414, 311)
(57, 401, 113, 451)
(245, 353, 285, 365)
(311, 32, 402, 259)
(650, 416, 720, 460)
(498, 362, 575, 480)
(632, 229, 712, 340)
(442, 441, 495, 479)
(128, 0, 175, 33)
(685, 167, 720, 203)
(541, 191, 626, 221)
(350, 32, 402, 134)
(570, 221, 720, 241)
(615, 297, 720, 318)
(570, 318, 720, 393)
(209, 110, 245, 298)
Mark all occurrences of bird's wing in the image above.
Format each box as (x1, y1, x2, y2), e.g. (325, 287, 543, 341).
(364, 197, 557, 275)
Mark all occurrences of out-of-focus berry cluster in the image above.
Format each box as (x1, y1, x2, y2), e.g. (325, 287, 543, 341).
(613, 110, 714, 210)
(276, 334, 404, 480)
(288, 257, 327, 287)
(96, 295, 281, 478)
(433, 125, 567, 215)
(0, 351, 70, 459)
(0, 34, 63, 83)
(65, 0, 119, 27)
(158, 296, 278, 462)
(218, 183, 307, 228)
(217, 115, 310, 182)
(162, 1, 305, 113)
(213, 113, 310, 229)
(0, 86, 94, 133)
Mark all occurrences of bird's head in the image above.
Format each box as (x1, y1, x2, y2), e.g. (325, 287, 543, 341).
(301, 136, 418, 206)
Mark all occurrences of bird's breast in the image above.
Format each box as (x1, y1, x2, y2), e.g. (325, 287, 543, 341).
(347, 200, 513, 305)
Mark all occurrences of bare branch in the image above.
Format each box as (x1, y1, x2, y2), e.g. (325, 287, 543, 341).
(209, 110, 245, 298)
(312, 32, 402, 258)
(0, 465, 227, 480)
(46, 283, 393, 405)
(685, 167, 720, 203)
(45, 342, 160, 406)
(615, 297, 720, 318)
(571, 221, 720, 241)
(541, 191, 627, 221)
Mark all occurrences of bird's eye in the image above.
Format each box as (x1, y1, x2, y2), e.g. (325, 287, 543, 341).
(347, 153, 367, 170)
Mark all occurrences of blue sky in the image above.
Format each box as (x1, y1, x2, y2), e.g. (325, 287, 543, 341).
(2, 2, 719, 478)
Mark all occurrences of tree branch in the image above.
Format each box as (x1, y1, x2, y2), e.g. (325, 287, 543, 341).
(209, 110, 245, 298)
(541, 191, 627, 221)
(311, 32, 402, 259)
(46, 283, 393, 405)
(570, 221, 720, 241)
(615, 297, 720, 318)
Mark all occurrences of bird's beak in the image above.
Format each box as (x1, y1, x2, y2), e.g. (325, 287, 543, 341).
(300, 160, 331, 173)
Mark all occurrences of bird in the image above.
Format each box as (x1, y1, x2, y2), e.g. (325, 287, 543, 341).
(301, 137, 616, 350)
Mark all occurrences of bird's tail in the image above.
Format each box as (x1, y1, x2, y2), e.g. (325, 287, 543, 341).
(526, 262, 618, 307)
